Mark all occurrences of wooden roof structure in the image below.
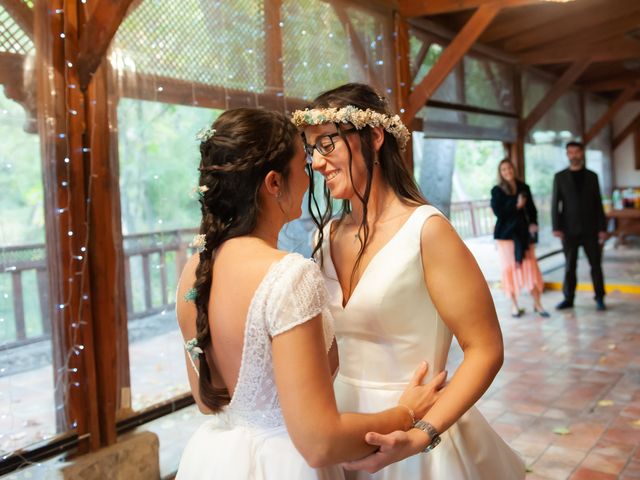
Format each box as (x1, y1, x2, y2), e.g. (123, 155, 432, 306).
(0, 0, 638, 473)
(395, 0, 640, 169)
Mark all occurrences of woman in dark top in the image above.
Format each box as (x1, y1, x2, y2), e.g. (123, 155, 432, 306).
(491, 159, 548, 318)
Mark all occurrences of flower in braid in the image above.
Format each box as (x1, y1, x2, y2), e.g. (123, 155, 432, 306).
(191, 108, 299, 412)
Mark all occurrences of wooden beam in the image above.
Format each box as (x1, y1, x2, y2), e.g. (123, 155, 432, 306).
(517, 11, 640, 55)
(518, 38, 640, 65)
(635, 124, 640, 170)
(403, 2, 500, 124)
(583, 76, 640, 93)
(502, 0, 640, 53)
(35, 0, 101, 452)
(77, 0, 136, 89)
(584, 86, 637, 145)
(409, 17, 517, 64)
(612, 112, 640, 150)
(394, 12, 414, 170)
(481, 2, 559, 44)
(411, 39, 432, 81)
(400, 0, 541, 17)
(521, 57, 591, 134)
(0, 0, 33, 38)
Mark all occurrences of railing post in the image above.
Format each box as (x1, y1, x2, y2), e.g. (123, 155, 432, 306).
(11, 271, 26, 342)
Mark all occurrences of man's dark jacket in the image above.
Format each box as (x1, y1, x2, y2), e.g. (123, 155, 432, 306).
(551, 168, 606, 236)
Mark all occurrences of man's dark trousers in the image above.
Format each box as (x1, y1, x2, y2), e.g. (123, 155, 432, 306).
(562, 234, 605, 301)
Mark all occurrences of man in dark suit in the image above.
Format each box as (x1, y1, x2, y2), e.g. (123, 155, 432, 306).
(552, 141, 607, 311)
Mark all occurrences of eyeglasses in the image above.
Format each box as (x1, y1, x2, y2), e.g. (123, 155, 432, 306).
(303, 128, 356, 164)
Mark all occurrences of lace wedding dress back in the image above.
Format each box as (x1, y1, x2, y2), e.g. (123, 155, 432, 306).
(177, 253, 343, 480)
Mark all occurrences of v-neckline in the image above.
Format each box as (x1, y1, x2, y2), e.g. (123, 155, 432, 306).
(327, 206, 424, 309)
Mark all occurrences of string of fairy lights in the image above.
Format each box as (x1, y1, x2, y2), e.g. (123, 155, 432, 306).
(0, 0, 397, 471)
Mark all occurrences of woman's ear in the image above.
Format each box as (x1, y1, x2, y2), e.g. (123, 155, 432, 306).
(263, 170, 282, 198)
(371, 126, 385, 153)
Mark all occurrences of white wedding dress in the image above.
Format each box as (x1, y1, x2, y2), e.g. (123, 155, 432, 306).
(176, 253, 344, 480)
(318, 205, 525, 480)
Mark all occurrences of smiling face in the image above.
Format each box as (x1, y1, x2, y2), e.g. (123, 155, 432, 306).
(303, 123, 369, 201)
(499, 161, 515, 183)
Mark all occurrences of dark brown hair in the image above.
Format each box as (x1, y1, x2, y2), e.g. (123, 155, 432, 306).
(193, 108, 299, 412)
(305, 83, 426, 288)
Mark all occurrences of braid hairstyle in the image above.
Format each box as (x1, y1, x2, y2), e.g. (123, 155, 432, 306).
(193, 108, 299, 412)
(306, 83, 426, 288)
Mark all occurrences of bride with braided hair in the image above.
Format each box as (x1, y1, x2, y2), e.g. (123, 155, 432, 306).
(175, 108, 443, 479)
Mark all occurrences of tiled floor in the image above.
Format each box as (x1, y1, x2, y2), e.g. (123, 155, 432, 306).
(461, 288, 640, 480)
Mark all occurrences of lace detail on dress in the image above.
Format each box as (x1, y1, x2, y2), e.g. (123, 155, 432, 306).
(226, 253, 335, 428)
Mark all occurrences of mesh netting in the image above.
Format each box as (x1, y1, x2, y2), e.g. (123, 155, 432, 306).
(112, 0, 266, 91)
(0, 5, 34, 55)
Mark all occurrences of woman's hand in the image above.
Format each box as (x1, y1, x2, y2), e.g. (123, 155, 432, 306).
(397, 362, 447, 420)
(342, 428, 430, 473)
(529, 224, 538, 234)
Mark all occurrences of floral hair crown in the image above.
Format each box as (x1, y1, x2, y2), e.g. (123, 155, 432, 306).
(291, 105, 411, 150)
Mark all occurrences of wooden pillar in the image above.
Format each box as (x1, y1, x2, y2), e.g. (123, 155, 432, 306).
(512, 67, 525, 180)
(35, 0, 101, 452)
(394, 12, 414, 171)
(85, 57, 130, 443)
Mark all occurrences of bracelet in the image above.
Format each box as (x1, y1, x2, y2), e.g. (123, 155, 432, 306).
(397, 404, 415, 427)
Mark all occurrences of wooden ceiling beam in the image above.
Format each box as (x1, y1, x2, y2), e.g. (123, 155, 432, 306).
(613, 112, 640, 150)
(399, 0, 542, 18)
(403, 2, 501, 124)
(583, 76, 640, 93)
(584, 86, 637, 145)
(502, 0, 640, 52)
(480, 3, 559, 44)
(521, 57, 591, 134)
(77, 0, 137, 90)
(518, 39, 640, 65)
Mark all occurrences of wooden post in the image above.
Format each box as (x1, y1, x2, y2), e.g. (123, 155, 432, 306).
(394, 12, 414, 171)
(635, 124, 640, 170)
(85, 56, 130, 443)
(403, 2, 500, 124)
(35, 0, 100, 452)
(512, 67, 525, 180)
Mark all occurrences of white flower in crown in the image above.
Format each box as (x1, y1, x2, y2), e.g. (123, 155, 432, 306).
(196, 127, 216, 142)
(292, 105, 410, 150)
(190, 234, 207, 253)
(198, 185, 209, 193)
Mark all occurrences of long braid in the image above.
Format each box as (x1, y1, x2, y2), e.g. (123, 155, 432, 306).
(190, 108, 299, 412)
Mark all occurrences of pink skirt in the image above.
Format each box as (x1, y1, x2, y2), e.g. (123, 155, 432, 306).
(496, 240, 544, 297)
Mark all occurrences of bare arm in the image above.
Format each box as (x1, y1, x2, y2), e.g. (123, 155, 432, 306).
(272, 314, 432, 468)
(417, 216, 503, 433)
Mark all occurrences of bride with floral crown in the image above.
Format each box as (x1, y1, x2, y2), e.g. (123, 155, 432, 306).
(294, 83, 526, 479)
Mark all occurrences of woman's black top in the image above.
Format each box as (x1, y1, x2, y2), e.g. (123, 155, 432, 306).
(490, 180, 538, 263)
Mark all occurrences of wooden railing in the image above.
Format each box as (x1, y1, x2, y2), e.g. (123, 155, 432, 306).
(450, 195, 551, 239)
(0, 228, 197, 350)
(1, 197, 553, 349)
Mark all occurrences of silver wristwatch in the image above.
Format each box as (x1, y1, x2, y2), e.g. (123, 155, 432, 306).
(413, 420, 441, 452)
